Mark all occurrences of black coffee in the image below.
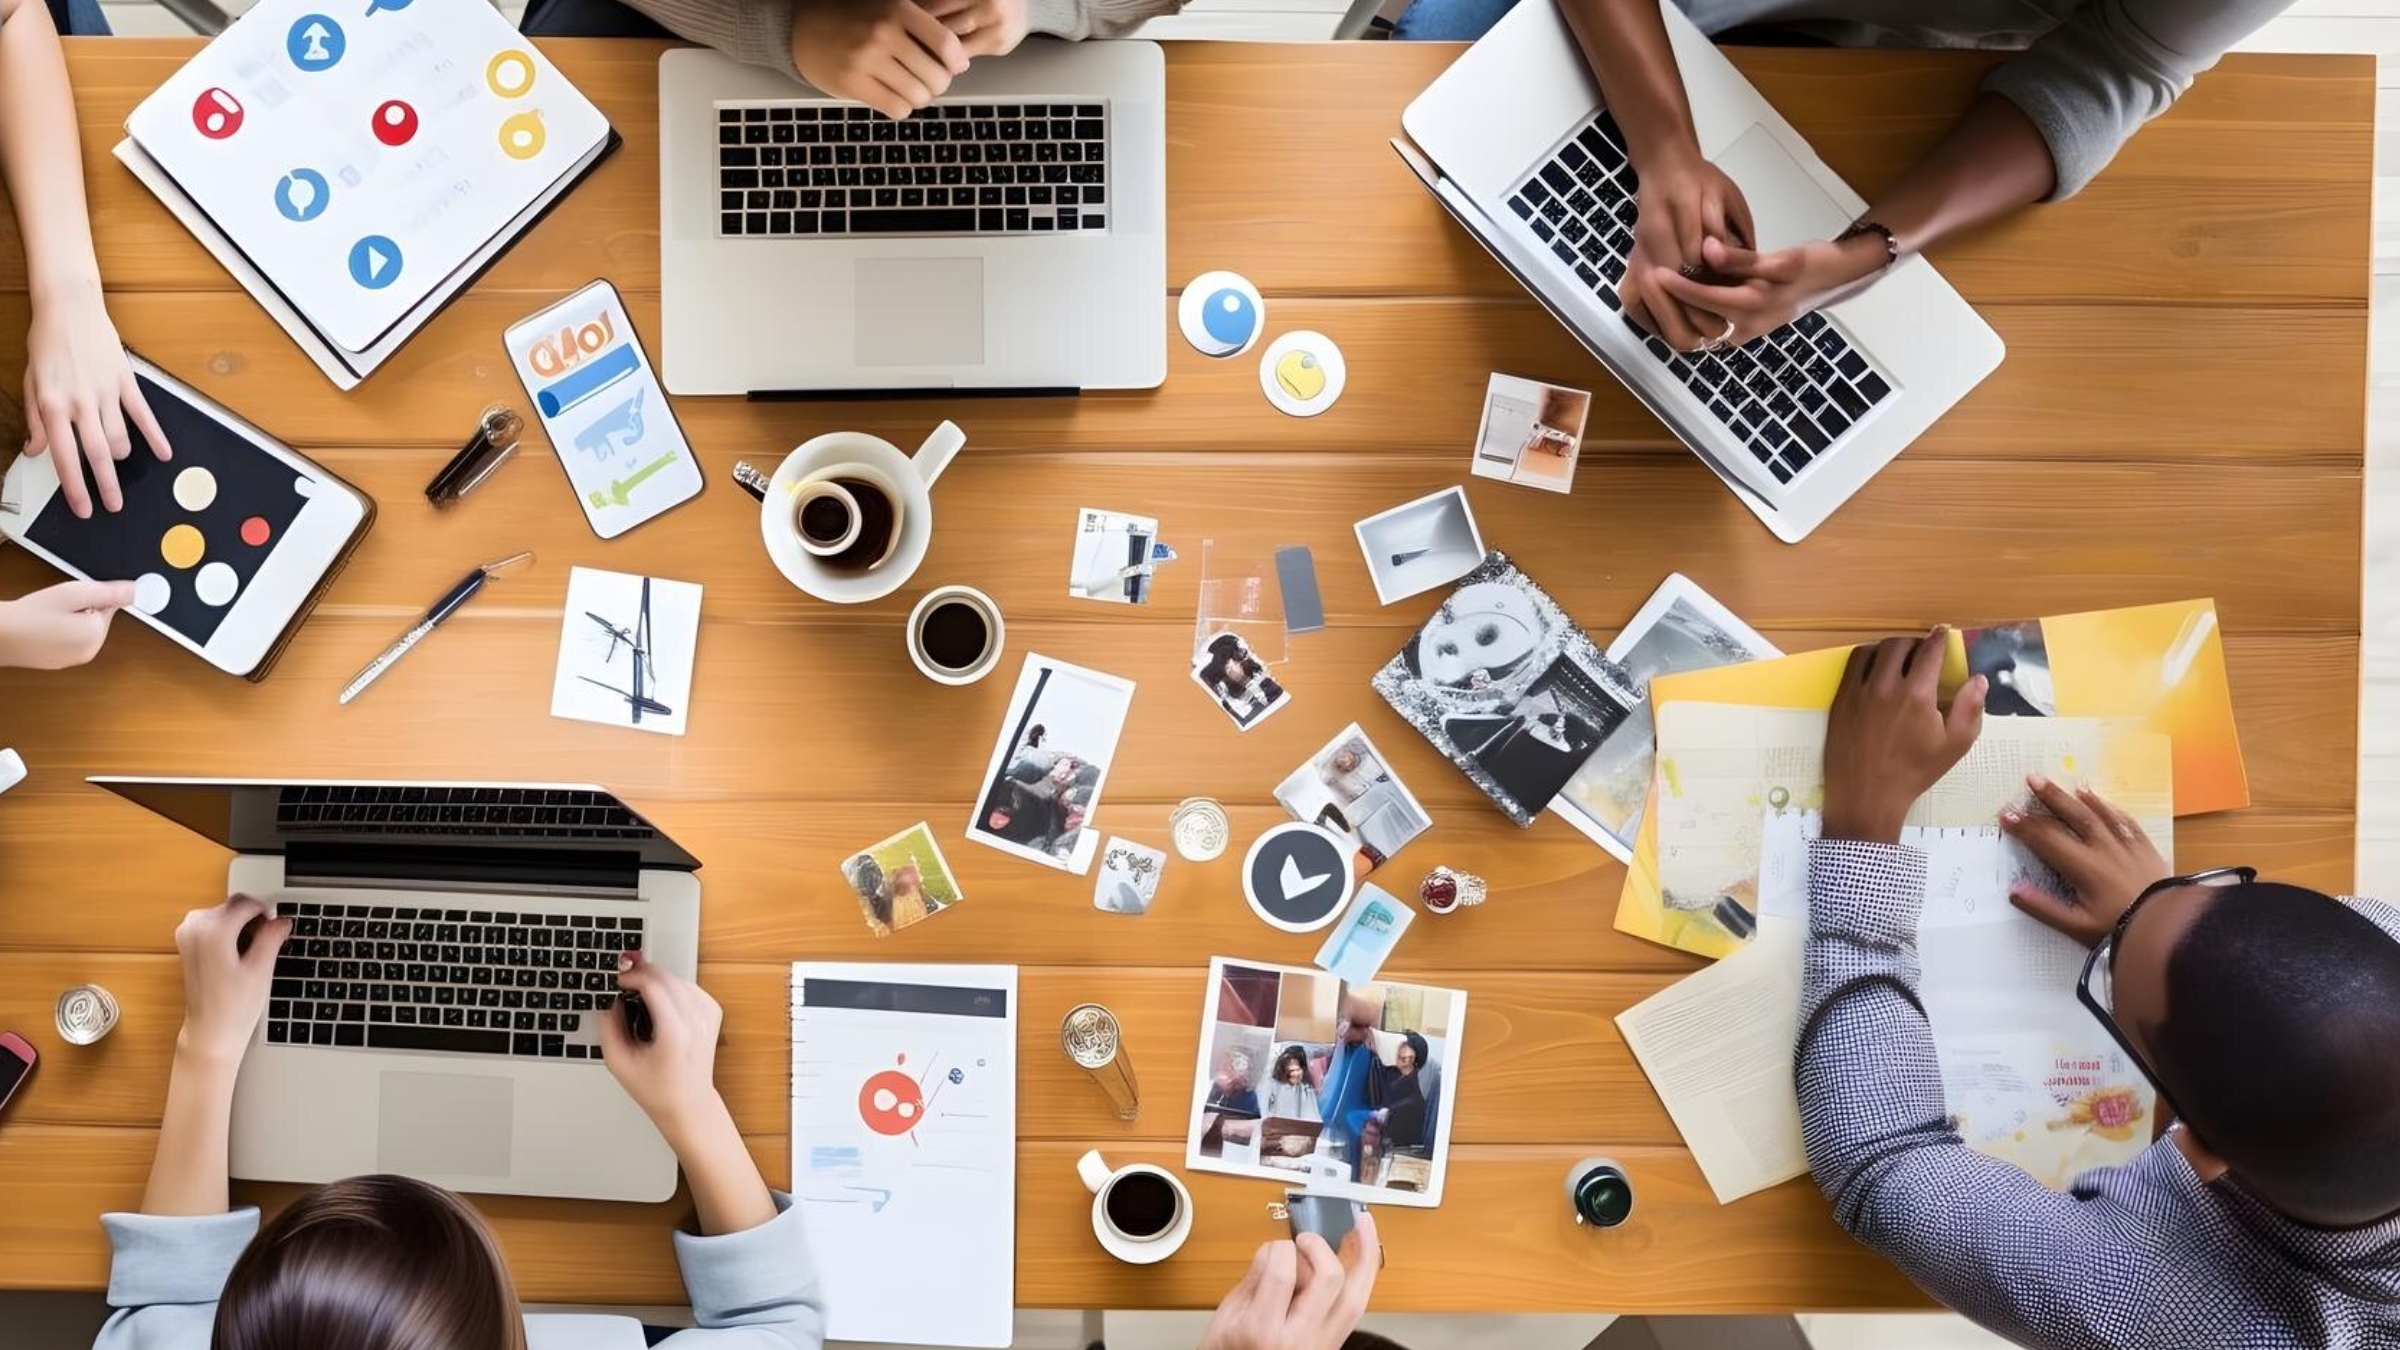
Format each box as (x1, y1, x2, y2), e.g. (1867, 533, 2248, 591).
(920, 601, 989, 670)
(822, 478, 898, 574)
(798, 493, 855, 546)
(1104, 1171, 1180, 1238)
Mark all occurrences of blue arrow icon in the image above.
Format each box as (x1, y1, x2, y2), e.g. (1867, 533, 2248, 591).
(273, 168, 329, 222)
(286, 14, 345, 70)
(347, 234, 402, 290)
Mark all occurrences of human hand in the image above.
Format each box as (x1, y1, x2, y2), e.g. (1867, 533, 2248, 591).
(1619, 155, 1752, 353)
(1821, 628, 1986, 844)
(1999, 776, 2171, 947)
(0, 580, 137, 670)
(1198, 1212, 1381, 1350)
(1644, 233, 1887, 348)
(791, 0, 971, 120)
(22, 293, 170, 518)
(172, 894, 292, 1065)
(926, 0, 1027, 58)
(601, 952, 727, 1133)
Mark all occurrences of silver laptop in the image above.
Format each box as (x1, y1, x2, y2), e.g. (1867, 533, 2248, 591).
(1395, 0, 2004, 543)
(658, 42, 1166, 395)
(93, 777, 702, 1203)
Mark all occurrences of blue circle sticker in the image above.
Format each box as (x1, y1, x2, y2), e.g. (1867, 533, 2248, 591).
(1202, 288, 1256, 346)
(285, 14, 345, 70)
(273, 168, 329, 222)
(347, 234, 402, 290)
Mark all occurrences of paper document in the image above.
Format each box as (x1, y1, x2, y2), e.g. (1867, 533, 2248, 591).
(791, 964, 1017, 1348)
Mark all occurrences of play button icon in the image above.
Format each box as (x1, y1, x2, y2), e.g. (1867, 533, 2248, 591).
(1242, 821, 1355, 934)
(347, 234, 402, 290)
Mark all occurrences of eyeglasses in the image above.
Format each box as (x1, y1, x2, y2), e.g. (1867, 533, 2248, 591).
(2075, 866, 2255, 1130)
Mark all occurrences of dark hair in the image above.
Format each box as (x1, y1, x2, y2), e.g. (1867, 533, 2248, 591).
(1397, 1031, 1430, 1071)
(1274, 1045, 1310, 1084)
(2150, 885, 2400, 1226)
(215, 1174, 524, 1350)
(1026, 724, 1046, 748)
(849, 854, 891, 928)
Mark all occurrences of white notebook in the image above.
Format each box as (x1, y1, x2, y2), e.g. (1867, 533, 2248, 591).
(117, 0, 611, 384)
(790, 963, 1017, 1349)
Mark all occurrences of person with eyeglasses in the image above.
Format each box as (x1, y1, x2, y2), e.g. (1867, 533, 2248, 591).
(1804, 628, 2400, 1350)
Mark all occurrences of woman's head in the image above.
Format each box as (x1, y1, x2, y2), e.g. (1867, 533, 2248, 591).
(1396, 1031, 1428, 1075)
(215, 1174, 523, 1350)
(1275, 1045, 1309, 1085)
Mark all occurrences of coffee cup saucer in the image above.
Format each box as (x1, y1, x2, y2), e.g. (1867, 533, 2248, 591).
(763, 434, 934, 605)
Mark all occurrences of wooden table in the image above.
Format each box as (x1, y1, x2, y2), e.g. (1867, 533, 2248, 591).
(0, 38, 2369, 1313)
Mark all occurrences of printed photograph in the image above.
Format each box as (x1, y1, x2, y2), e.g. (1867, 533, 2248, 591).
(1469, 373, 1590, 494)
(1066, 506, 1166, 606)
(1313, 884, 1414, 984)
(1185, 957, 1468, 1207)
(1353, 487, 1485, 605)
(1193, 630, 1291, 731)
(1092, 837, 1166, 915)
(840, 822, 964, 937)
(550, 568, 703, 737)
(966, 655, 1135, 875)
(1274, 723, 1430, 878)
(1554, 574, 1778, 860)
(1372, 554, 1639, 825)
(1966, 620, 2058, 717)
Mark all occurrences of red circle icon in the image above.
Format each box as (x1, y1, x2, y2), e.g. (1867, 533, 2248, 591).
(370, 99, 418, 146)
(192, 87, 245, 140)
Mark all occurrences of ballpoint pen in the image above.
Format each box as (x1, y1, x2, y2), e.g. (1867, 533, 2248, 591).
(339, 551, 534, 705)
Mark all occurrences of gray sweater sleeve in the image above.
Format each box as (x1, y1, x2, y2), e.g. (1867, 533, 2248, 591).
(616, 0, 1184, 79)
(1978, 0, 2291, 200)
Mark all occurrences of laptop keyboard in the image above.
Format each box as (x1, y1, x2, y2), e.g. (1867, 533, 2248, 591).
(716, 100, 1109, 238)
(1505, 110, 1895, 486)
(267, 901, 642, 1062)
(274, 785, 656, 841)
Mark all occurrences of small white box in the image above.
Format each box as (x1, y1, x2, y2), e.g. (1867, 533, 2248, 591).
(1353, 486, 1486, 605)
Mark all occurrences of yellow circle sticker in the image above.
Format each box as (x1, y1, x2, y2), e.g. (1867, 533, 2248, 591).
(499, 109, 546, 160)
(160, 523, 206, 570)
(485, 49, 536, 99)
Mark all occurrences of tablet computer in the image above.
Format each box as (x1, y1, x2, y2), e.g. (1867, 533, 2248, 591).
(0, 354, 372, 679)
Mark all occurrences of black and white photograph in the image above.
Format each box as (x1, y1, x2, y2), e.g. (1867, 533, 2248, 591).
(1092, 836, 1166, 915)
(1966, 619, 2058, 716)
(1274, 722, 1432, 878)
(1554, 574, 1781, 860)
(966, 654, 1135, 875)
(1193, 630, 1291, 731)
(1352, 486, 1486, 605)
(1066, 506, 1165, 606)
(1371, 553, 1640, 825)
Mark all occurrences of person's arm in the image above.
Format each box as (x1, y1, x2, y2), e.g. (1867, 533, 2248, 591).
(0, 0, 171, 519)
(607, 957, 827, 1349)
(1199, 1217, 1380, 1350)
(1808, 635, 2166, 1349)
(1554, 0, 1752, 353)
(617, 0, 966, 121)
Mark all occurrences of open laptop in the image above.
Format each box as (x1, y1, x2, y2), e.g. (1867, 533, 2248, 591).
(93, 777, 701, 1203)
(1394, 0, 2004, 542)
(658, 41, 1166, 396)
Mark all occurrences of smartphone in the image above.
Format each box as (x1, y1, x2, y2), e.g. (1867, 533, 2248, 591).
(1284, 1191, 1362, 1249)
(504, 280, 704, 540)
(0, 1033, 37, 1116)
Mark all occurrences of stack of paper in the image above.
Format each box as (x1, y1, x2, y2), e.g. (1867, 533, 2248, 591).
(116, 0, 616, 387)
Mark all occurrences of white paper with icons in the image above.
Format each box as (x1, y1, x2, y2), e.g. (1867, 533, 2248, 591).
(125, 0, 609, 352)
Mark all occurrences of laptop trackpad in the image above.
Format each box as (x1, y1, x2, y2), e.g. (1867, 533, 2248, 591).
(855, 258, 985, 367)
(1712, 125, 1852, 253)
(377, 1072, 514, 1178)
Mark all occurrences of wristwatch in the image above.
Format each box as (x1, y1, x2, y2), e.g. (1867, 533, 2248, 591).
(1836, 219, 1900, 270)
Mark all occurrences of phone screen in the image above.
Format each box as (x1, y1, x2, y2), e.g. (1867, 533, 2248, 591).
(25, 373, 310, 647)
(0, 1046, 29, 1108)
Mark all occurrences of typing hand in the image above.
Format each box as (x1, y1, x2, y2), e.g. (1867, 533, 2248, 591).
(0, 580, 136, 670)
(22, 293, 170, 518)
(1644, 234, 1888, 349)
(1619, 154, 1752, 353)
(1821, 628, 1986, 845)
(792, 0, 971, 121)
(2000, 777, 2170, 947)
(172, 894, 293, 1065)
(601, 952, 726, 1131)
(928, 0, 1028, 59)
(1198, 1213, 1381, 1350)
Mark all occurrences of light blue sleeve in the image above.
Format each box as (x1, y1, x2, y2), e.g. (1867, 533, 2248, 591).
(653, 1192, 826, 1350)
(93, 1209, 259, 1350)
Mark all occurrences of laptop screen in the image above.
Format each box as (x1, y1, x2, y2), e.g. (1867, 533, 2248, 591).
(90, 778, 702, 873)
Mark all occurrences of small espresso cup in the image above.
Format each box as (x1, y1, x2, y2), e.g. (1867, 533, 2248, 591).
(908, 585, 1005, 686)
(791, 479, 863, 557)
(1077, 1150, 1193, 1264)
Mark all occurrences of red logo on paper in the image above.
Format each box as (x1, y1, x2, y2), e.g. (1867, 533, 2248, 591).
(192, 87, 245, 140)
(370, 99, 419, 146)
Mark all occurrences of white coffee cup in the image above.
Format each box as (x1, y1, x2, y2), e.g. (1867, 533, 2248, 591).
(1077, 1150, 1193, 1264)
(763, 421, 965, 605)
(790, 479, 864, 557)
(908, 585, 1005, 685)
